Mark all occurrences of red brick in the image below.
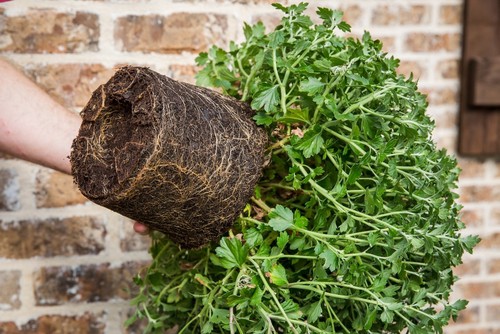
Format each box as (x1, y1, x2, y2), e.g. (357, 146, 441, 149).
(485, 304, 500, 322)
(25, 64, 114, 109)
(405, 33, 461, 53)
(459, 208, 484, 228)
(438, 59, 460, 79)
(372, 5, 431, 26)
(459, 185, 499, 203)
(0, 313, 105, 334)
(0, 11, 99, 53)
(476, 232, 500, 250)
(454, 304, 480, 324)
(33, 261, 146, 305)
(0, 271, 21, 310)
(397, 60, 427, 80)
(458, 158, 487, 179)
(453, 258, 481, 276)
(487, 258, 500, 274)
(439, 5, 463, 25)
(114, 13, 228, 54)
(0, 217, 106, 259)
(457, 280, 500, 299)
(421, 87, 458, 106)
(35, 170, 87, 208)
(168, 64, 199, 84)
(492, 208, 500, 226)
(0, 169, 20, 211)
(452, 329, 500, 334)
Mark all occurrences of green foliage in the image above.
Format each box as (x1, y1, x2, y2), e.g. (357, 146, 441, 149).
(129, 3, 479, 333)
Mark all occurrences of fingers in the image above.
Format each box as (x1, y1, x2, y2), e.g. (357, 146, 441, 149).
(133, 221, 150, 235)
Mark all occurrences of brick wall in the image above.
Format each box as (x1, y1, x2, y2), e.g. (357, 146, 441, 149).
(0, 0, 498, 333)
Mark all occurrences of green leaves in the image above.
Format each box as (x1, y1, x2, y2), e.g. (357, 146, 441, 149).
(130, 3, 477, 334)
(251, 85, 280, 112)
(215, 237, 249, 269)
(268, 205, 294, 231)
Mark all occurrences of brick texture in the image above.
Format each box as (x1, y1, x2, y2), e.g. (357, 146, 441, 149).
(371, 5, 431, 26)
(36, 170, 87, 208)
(0, 1, 498, 333)
(33, 262, 145, 305)
(26, 64, 114, 109)
(405, 33, 461, 53)
(0, 217, 106, 259)
(0, 271, 21, 311)
(114, 13, 228, 54)
(0, 169, 20, 211)
(0, 313, 105, 334)
(0, 11, 99, 53)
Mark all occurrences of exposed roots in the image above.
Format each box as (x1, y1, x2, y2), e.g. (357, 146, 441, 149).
(71, 66, 267, 248)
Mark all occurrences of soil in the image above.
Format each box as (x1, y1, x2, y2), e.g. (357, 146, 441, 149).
(71, 66, 267, 248)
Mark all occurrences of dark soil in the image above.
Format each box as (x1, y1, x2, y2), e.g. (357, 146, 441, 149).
(71, 66, 267, 248)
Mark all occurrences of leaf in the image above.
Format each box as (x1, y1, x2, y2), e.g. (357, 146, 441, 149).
(307, 301, 323, 323)
(277, 231, 289, 250)
(319, 249, 338, 272)
(244, 228, 263, 248)
(268, 264, 288, 286)
(210, 308, 230, 325)
(251, 85, 280, 112)
(299, 77, 325, 95)
(253, 112, 274, 126)
(295, 127, 324, 158)
(268, 205, 294, 231)
(215, 237, 249, 269)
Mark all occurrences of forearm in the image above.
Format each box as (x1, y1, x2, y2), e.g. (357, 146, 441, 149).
(0, 58, 81, 174)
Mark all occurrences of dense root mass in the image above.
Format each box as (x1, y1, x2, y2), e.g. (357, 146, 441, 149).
(71, 66, 267, 248)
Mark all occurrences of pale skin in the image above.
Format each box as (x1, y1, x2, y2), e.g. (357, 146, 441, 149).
(0, 58, 148, 234)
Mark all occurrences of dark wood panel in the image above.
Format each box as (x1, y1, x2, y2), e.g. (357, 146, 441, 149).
(458, 0, 500, 157)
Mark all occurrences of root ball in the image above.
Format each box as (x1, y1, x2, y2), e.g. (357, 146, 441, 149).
(70, 66, 267, 248)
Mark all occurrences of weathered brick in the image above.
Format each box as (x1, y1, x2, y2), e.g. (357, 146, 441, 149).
(485, 304, 500, 322)
(438, 59, 460, 79)
(35, 170, 87, 208)
(168, 64, 199, 84)
(34, 261, 145, 305)
(460, 208, 484, 228)
(405, 33, 461, 53)
(397, 60, 426, 80)
(458, 158, 486, 179)
(452, 329, 500, 334)
(0, 217, 106, 259)
(476, 232, 500, 250)
(0, 271, 21, 311)
(459, 185, 500, 203)
(372, 35, 397, 53)
(371, 5, 431, 26)
(120, 221, 151, 252)
(492, 208, 500, 227)
(453, 258, 481, 277)
(440, 5, 463, 25)
(0, 10, 99, 53)
(25, 64, 114, 109)
(0, 313, 105, 334)
(429, 109, 458, 130)
(421, 87, 458, 106)
(487, 258, 500, 274)
(454, 304, 480, 324)
(0, 169, 20, 211)
(457, 280, 500, 299)
(114, 13, 228, 54)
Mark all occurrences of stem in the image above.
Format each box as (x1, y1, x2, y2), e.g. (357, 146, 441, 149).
(249, 258, 299, 334)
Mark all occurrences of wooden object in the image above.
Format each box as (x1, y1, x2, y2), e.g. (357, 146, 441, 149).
(459, 0, 500, 156)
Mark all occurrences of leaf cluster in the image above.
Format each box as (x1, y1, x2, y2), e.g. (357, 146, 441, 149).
(129, 3, 478, 333)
